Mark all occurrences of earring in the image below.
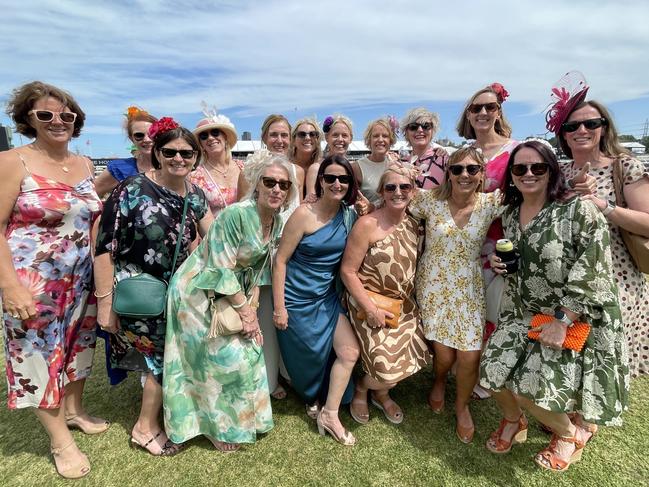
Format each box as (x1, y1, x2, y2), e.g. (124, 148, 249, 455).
(253, 189, 259, 200)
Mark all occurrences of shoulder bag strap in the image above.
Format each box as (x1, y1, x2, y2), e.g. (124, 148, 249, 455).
(611, 158, 625, 207)
(169, 185, 191, 276)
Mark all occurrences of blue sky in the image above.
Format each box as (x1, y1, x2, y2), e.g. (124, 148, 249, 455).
(2, 0, 648, 157)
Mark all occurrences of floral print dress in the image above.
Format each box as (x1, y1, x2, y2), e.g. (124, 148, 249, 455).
(4, 156, 101, 409)
(188, 160, 244, 217)
(409, 190, 503, 351)
(163, 200, 278, 444)
(479, 198, 629, 425)
(95, 174, 207, 381)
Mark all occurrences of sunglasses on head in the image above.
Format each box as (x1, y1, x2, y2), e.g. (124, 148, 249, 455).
(159, 148, 196, 160)
(467, 102, 500, 114)
(29, 109, 77, 124)
(449, 164, 482, 176)
(198, 128, 222, 141)
(296, 131, 319, 139)
(132, 132, 146, 142)
(510, 162, 549, 177)
(384, 183, 413, 193)
(406, 122, 433, 132)
(322, 174, 351, 185)
(561, 117, 607, 133)
(261, 177, 292, 191)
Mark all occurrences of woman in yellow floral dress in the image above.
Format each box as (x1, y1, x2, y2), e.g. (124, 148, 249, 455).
(409, 146, 502, 443)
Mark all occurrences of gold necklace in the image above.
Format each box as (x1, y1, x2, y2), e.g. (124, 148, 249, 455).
(204, 159, 229, 176)
(32, 143, 71, 172)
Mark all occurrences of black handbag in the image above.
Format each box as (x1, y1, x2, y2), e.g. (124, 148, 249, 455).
(112, 190, 190, 318)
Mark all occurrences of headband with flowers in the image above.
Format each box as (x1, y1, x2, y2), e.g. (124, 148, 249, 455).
(489, 83, 509, 103)
(147, 116, 179, 140)
(545, 71, 589, 135)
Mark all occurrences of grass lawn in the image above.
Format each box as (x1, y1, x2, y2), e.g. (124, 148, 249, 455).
(0, 343, 647, 487)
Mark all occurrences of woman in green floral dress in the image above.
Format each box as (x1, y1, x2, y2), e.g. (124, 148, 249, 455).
(163, 153, 298, 453)
(479, 140, 628, 472)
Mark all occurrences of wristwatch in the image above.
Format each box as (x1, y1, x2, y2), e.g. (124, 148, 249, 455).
(554, 309, 573, 326)
(601, 200, 616, 217)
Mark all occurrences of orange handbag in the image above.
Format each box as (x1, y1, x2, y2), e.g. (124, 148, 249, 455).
(527, 314, 591, 352)
(355, 290, 402, 329)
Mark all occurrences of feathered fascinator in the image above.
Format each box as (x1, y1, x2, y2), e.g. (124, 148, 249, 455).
(545, 71, 589, 135)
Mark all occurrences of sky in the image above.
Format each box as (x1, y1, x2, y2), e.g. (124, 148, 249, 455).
(1, 0, 648, 158)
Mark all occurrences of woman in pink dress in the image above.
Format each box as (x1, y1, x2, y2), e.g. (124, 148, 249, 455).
(0, 81, 105, 479)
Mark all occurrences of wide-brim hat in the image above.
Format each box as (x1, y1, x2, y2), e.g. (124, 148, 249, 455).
(545, 71, 589, 135)
(193, 115, 237, 148)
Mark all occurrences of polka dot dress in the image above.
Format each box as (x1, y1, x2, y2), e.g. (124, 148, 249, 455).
(561, 157, 649, 377)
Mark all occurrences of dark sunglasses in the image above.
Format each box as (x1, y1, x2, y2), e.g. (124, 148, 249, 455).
(132, 132, 146, 142)
(296, 131, 319, 139)
(198, 128, 222, 140)
(406, 122, 433, 132)
(261, 177, 292, 191)
(449, 164, 482, 176)
(384, 183, 413, 193)
(160, 148, 197, 160)
(561, 117, 607, 133)
(322, 174, 351, 185)
(29, 109, 77, 124)
(510, 163, 549, 177)
(467, 102, 500, 114)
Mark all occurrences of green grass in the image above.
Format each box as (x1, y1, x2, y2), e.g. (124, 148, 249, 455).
(0, 344, 647, 487)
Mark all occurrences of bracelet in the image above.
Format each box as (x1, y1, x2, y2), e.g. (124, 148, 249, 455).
(231, 299, 246, 309)
(94, 289, 113, 298)
(272, 308, 287, 316)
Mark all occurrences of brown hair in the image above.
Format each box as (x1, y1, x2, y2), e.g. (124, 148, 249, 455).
(261, 114, 291, 144)
(289, 117, 322, 164)
(6, 81, 85, 138)
(456, 86, 512, 139)
(432, 146, 485, 200)
(557, 100, 631, 159)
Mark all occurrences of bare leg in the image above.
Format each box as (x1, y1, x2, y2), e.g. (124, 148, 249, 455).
(34, 407, 89, 477)
(131, 373, 178, 454)
(320, 314, 360, 437)
(63, 379, 110, 433)
(454, 350, 481, 439)
(429, 342, 455, 409)
(365, 377, 402, 424)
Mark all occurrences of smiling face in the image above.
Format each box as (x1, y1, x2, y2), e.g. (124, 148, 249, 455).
(29, 96, 74, 144)
(448, 156, 483, 196)
(156, 137, 197, 181)
(467, 92, 500, 134)
(562, 105, 605, 156)
(320, 163, 351, 202)
(198, 128, 227, 159)
(405, 117, 433, 153)
(510, 146, 550, 199)
(369, 123, 391, 158)
(325, 122, 352, 156)
(264, 120, 291, 155)
(256, 164, 290, 211)
(294, 123, 318, 157)
(379, 173, 413, 210)
(130, 120, 153, 155)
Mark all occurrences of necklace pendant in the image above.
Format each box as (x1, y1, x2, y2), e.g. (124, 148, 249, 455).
(61, 166, 70, 173)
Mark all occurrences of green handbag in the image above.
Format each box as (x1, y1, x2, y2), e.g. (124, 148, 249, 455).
(112, 190, 189, 318)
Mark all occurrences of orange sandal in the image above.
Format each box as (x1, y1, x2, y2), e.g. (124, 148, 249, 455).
(486, 414, 528, 454)
(534, 426, 591, 472)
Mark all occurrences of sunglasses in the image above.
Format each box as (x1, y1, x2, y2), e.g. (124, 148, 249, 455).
(29, 109, 77, 124)
(467, 102, 500, 114)
(322, 174, 352, 185)
(561, 117, 607, 133)
(406, 122, 433, 132)
(384, 183, 413, 193)
(261, 177, 292, 191)
(159, 148, 197, 160)
(198, 128, 222, 141)
(510, 163, 549, 177)
(296, 131, 319, 139)
(132, 132, 146, 142)
(449, 164, 482, 176)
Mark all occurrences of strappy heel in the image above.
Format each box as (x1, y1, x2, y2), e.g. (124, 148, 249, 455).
(65, 414, 110, 435)
(130, 430, 183, 456)
(534, 425, 591, 472)
(486, 414, 528, 454)
(51, 441, 91, 479)
(316, 409, 356, 446)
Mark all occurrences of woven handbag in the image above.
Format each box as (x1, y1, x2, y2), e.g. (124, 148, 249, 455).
(527, 314, 591, 352)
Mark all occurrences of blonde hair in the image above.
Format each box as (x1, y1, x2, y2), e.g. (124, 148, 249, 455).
(363, 118, 397, 152)
(432, 146, 485, 200)
(456, 86, 512, 139)
(289, 117, 322, 164)
(260, 114, 291, 144)
(242, 151, 298, 211)
(375, 163, 418, 195)
(400, 108, 440, 146)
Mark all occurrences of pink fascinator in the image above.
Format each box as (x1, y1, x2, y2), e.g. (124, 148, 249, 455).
(490, 83, 509, 103)
(545, 71, 589, 135)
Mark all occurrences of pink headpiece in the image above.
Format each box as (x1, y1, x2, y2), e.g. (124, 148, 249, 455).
(148, 117, 179, 140)
(545, 71, 589, 135)
(490, 83, 509, 103)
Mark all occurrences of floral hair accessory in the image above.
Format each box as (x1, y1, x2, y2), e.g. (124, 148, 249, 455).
(490, 83, 509, 103)
(125, 106, 149, 119)
(148, 116, 179, 140)
(323, 116, 334, 133)
(388, 115, 400, 136)
(545, 71, 589, 135)
(387, 161, 420, 182)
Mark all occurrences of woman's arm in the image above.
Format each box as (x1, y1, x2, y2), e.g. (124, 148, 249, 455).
(305, 162, 320, 197)
(236, 171, 250, 202)
(340, 216, 392, 328)
(94, 168, 119, 199)
(271, 207, 308, 329)
(94, 252, 119, 333)
(0, 151, 37, 320)
(197, 211, 214, 238)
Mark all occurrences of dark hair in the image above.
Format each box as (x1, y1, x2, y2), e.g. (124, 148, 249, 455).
(6, 81, 85, 138)
(557, 100, 631, 159)
(503, 140, 568, 206)
(314, 155, 358, 205)
(150, 127, 202, 170)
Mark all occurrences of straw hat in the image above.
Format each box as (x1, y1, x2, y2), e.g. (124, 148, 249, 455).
(193, 114, 238, 148)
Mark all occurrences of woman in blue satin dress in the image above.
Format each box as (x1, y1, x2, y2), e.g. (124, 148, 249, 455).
(273, 155, 360, 446)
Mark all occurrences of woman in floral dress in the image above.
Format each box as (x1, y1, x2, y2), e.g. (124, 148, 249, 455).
(164, 153, 297, 452)
(409, 146, 503, 444)
(0, 81, 105, 479)
(94, 119, 212, 456)
(479, 141, 628, 472)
